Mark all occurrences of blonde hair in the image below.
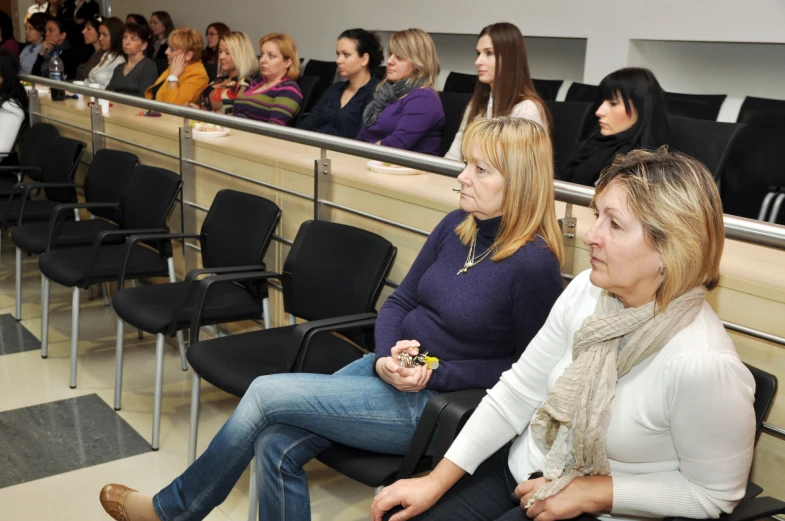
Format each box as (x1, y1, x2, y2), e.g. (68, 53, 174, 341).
(594, 147, 724, 311)
(222, 31, 259, 82)
(259, 33, 300, 80)
(168, 27, 204, 64)
(384, 28, 439, 88)
(456, 117, 564, 265)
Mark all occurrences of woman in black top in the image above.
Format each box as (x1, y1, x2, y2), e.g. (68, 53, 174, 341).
(559, 67, 669, 186)
(297, 28, 383, 138)
(147, 11, 173, 60)
(33, 18, 78, 80)
(106, 22, 158, 97)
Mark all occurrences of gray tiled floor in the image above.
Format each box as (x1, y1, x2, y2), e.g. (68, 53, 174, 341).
(0, 314, 40, 355)
(0, 394, 150, 488)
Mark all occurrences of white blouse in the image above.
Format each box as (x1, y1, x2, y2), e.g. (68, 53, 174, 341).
(0, 101, 25, 159)
(87, 53, 126, 90)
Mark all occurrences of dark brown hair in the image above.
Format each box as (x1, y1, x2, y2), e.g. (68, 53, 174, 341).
(201, 22, 231, 63)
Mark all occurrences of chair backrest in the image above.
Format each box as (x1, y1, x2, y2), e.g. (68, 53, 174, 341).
(18, 123, 59, 180)
(120, 165, 182, 233)
(665, 92, 726, 121)
(200, 189, 281, 269)
(737, 96, 785, 125)
(40, 137, 85, 203)
(533, 79, 564, 101)
(204, 62, 219, 83)
(83, 149, 139, 223)
(302, 59, 337, 112)
(282, 220, 396, 321)
(438, 91, 473, 157)
(668, 115, 745, 181)
(443, 72, 477, 94)
(744, 363, 778, 434)
(565, 82, 599, 103)
(293, 76, 319, 127)
(545, 101, 594, 174)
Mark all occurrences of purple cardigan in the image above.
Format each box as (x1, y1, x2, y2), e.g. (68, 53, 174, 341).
(356, 88, 445, 155)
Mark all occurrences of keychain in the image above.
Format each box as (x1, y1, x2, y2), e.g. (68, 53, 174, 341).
(397, 351, 440, 370)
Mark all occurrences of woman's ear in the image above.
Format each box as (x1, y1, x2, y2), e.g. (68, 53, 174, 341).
(361, 53, 369, 68)
(184, 50, 194, 63)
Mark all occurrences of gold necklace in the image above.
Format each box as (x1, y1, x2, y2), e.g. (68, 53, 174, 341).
(457, 231, 495, 275)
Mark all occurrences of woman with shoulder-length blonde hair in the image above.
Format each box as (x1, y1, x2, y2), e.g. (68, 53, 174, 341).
(193, 31, 259, 114)
(374, 148, 755, 521)
(99, 117, 565, 521)
(145, 27, 209, 105)
(356, 28, 445, 154)
(233, 32, 303, 125)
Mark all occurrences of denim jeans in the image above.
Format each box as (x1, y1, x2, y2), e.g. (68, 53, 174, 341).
(154, 354, 437, 521)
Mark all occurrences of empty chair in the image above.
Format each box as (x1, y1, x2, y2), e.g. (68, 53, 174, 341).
(111, 189, 281, 449)
(443, 72, 477, 94)
(736, 96, 785, 125)
(532, 79, 563, 101)
(668, 115, 745, 181)
(11, 149, 139, 321)
(665, 92, 726, 121)
(438, 91, 473, 157)
(544, 101, 594, 174)
(301, 59, 338, 113)
(37, 165, 182, 389)
(292, 75, 319, 127)
(564, 81, 598, 102)
(0, 122, 59, 194)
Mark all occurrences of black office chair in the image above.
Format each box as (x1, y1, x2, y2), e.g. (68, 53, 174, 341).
(0, 122, 59, 195)
(204, 62, 219, 83)
(565, 82, 599, 103)
(293, 76, 319, 127)
(736, 96, 785, 125)
(545, 101, 594, 175)
(301, 59, 338, 113)
(668, 115, 745, 182)
(443, 72, 477, 94)
(665, 92, 726, 121)
(111, 189, 281, 450)
(37, 165, 182, 389)
(438, 91, 472, 157)
(533, 79, 564, 101)
(11, 149, 139, 321)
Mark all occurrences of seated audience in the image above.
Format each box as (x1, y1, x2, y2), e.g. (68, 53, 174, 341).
(125, 13, 148, 28)
(0, 12, 20, 58)
(75, 16, 102, 80)
(201, 22, 230, 65)
(445, 22, 551, 160)
(98, 116, 565, 521)
(20, 13, 47, 74)
(86, 17, 124, 89)
(72, 0, 100, 25)
(147, 11, 172, 60)
(0, 49, 27, 160)
(44, 0, 67, 19)
(297, 28, 383, 138)
(373, 148, 755, 521)
(145, 27, 209, 105)
(233, 32, 303, 125)
(356, 28, 444, 155)
(193, 31, 258, 114)
(560, 67, 669, 186)
(33, 18, 77, 80)
(26, 0, 48, 21)
(106, 23, 161, 97)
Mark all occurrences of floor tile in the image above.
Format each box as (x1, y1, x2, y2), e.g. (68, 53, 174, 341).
(0, 313, 40, 355)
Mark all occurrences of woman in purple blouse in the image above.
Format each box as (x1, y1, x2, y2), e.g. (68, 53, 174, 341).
(356, 28, 445, 155)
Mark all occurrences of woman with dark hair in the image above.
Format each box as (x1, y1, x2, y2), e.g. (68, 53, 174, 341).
(147, 11, 173, 60)
(445, 22, 551, 160)
(21, 13, 47, 74)
(0, 11, 21, 58)
(0, 49, 28, 160)
(33, 18, 77, 80)
(125, 14, 148, 27)
(201, 22, 230, 65)
(75, 16, 102, 80)
(72, 0, 100, 25)
(297, 28, 383, 138)
(86, 17, 125, 88)
(559, 67, 669, 186)
(106, 23, 158, 97)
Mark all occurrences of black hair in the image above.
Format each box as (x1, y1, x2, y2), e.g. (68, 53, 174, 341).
(126, 13, 149, 28)
(83, 16, 101, 34)
(26, 13, 49, 38)
(338, 28, 384, 70)
(0, 49, 28, 114)
(150, 11, 174, 37)
(0, 11, 15, 45)
(598, 67, 669, 148)
(47, 17, 68, 36)
(124, 22, 150, 47)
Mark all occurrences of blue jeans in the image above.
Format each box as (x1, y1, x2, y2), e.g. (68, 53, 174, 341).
(153, 354, 437, 521)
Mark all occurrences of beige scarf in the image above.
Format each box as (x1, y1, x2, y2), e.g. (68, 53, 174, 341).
(526, 285, 706, 508)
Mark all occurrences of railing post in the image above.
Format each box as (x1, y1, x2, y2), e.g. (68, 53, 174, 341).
(180, 119, 197, 273)
(90, 103, 105, 155)
(28, 89, 40, 126)
(559, 203, 577, 274)
(313, 147, 330, 221)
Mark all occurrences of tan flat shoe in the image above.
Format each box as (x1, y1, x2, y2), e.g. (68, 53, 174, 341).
(99, 483, 137, 521)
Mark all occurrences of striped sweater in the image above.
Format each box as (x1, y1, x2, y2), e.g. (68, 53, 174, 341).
(233, 77, 303, 126)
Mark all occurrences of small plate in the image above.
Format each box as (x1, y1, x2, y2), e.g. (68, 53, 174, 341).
(367, 160, 420, 175)
(192, 128, 231, 138)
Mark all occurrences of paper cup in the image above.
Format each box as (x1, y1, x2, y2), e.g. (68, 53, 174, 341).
(72, 80, 85, 99)
(98, 99, 110, 115)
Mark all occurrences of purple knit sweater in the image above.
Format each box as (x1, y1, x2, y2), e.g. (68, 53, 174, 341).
(374, 210, 563, 392)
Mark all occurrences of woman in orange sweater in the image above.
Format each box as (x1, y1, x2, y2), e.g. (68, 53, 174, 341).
(145, 27, 208, 105)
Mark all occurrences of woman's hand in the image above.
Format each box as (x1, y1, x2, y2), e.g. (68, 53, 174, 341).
(516, 476, 613, 521)
(371, 475, 444, 521)
(169, 54, 186, 78)
(39, 40, 53, 56)
(375, 340, 432, 392)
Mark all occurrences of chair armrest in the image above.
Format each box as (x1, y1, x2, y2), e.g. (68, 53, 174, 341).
(46, 202, 121, 251)
(16, 182, 83, 227)
(81, 228, 168, 288)
(20, 182, 83, 190)
(432, 389, 487, 464)
(667, 496, 785, 521)
(0, 166, 40, 172)
(117, 232, 201, 290)
(189, 270, 281, 342)
(291, 313, 378, 372)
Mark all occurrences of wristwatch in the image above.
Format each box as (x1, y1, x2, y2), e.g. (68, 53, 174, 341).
(167, 75, 179, 83)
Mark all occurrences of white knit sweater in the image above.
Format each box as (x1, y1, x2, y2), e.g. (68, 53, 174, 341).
(0, 101, 24, 159)
(445, 270, 756, 520)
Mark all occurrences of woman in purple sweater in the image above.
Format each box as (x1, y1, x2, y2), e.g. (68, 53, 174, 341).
(98, 117, 563, 521)
(356, 29, 445, 155)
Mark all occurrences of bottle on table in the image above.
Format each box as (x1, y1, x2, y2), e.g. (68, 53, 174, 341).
(49, 51, 66, 101)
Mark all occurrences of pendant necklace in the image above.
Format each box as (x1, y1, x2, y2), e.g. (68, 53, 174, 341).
(457, 231, 495, 275)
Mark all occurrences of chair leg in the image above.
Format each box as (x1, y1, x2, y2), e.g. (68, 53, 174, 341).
(41, 275, 50, 358)
(248, 461, 258, 521)
(14, 247, 22, 321)
(262, 298, 271, 330)
(188, 373, 200, 464)
(69, 287, 80, 389)
(132, 280, 143, 339)
(102, 282, 110, 307)
(152, 333, 165, 451)
(88, 285, 94, 301)
(114, 318, 124, 410)
(176, 331, 187, 371)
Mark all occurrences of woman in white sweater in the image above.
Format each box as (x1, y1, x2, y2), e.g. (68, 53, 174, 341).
(87, 17, 125, 89)
(0, 49, 27, 161)
(444, 23, 551, 161)
(372, 148, 756, 521)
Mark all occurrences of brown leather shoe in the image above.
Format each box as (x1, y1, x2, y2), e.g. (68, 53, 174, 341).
(99, 483, 137, 521)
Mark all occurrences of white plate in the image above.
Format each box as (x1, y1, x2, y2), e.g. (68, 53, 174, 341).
(192, 128, 231, 138)
(366, 160, 420, 175)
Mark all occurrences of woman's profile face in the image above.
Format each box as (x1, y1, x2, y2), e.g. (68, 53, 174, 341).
(335, 37, 367, 79)
(82, 23, 98, 45)
(206, 26, 220, 49)
(98, 25, 111, 51)
(596, 94, 639, 136)
(45, 21, 65, 45)
(150, 15, 164, 37)
(386, 53, 414, 82)
(25, 23, 43, 44)
(456, 146, 505, 220)
(475, 34, 495, 86)
(218, 39, 235, 73)
(584, 180, 663, 307)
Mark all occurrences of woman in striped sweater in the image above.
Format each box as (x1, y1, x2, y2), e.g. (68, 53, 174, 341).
(233, 32, 302, 126)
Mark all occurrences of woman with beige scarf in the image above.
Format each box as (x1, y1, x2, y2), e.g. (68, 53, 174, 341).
(372, 148, 756, 521)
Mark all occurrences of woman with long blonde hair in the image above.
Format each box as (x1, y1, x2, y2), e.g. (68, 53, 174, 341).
(193, 31, 259, 114)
